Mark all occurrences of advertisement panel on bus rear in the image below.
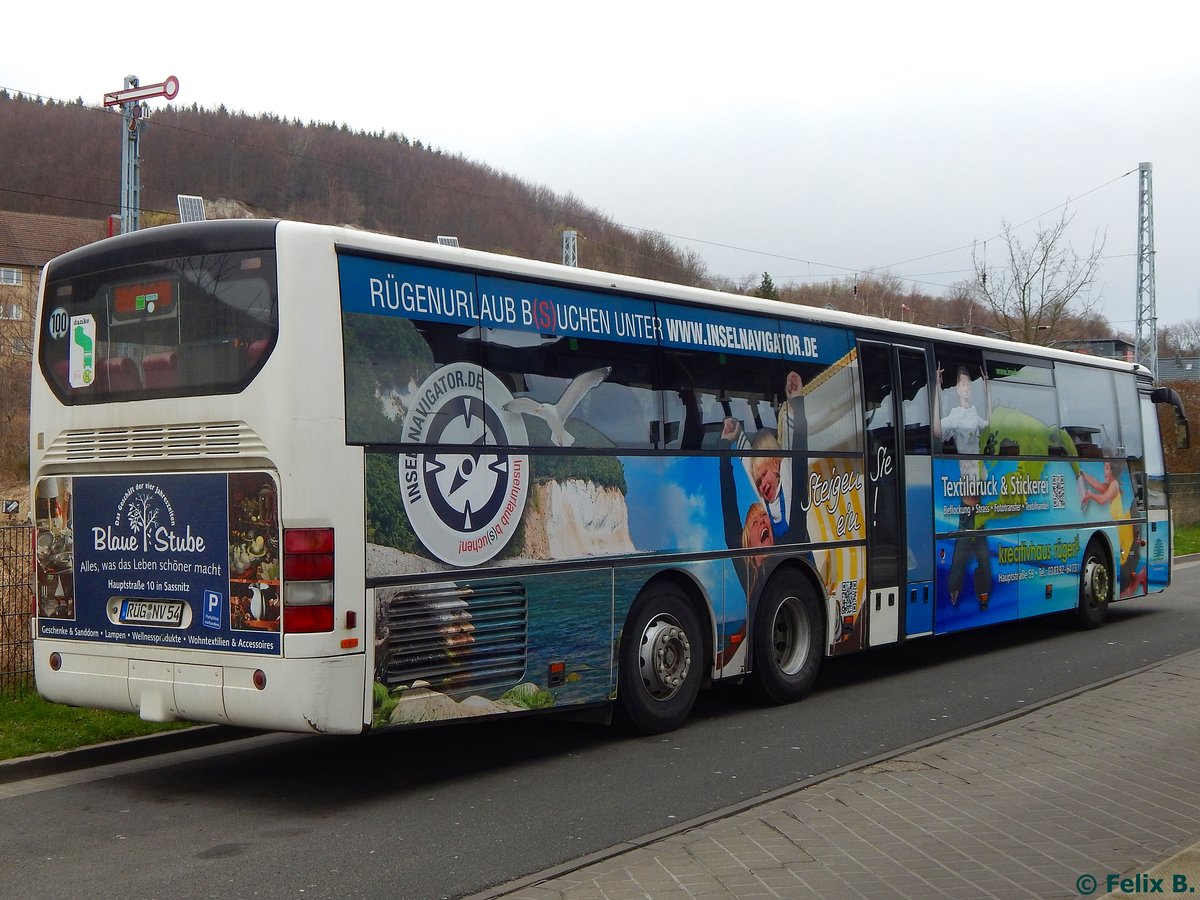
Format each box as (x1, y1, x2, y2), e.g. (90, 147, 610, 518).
(34, 472, 282, 655)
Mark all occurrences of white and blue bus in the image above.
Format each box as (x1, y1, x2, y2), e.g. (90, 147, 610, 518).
(30, 220, 1189, 734)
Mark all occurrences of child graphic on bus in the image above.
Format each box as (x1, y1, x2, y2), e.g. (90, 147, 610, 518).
(1080, 454, 1144, 596)
(716, 371, 818, 664)
(726, 371, 811, 544)
(934, 362, 993, 609)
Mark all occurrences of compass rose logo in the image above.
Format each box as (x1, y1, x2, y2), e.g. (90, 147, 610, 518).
(399, 364, 529, 566)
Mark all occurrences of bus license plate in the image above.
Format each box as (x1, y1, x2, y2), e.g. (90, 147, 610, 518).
(119, 599, 184, 626)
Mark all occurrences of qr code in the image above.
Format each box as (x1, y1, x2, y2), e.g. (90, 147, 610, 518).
(1052, 474, 1065, 509)
(838, 580, 858, 616)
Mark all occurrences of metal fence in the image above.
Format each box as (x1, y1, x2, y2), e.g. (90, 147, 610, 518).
(1169, 473, 1200, 527)
(0, 524, 33, 698)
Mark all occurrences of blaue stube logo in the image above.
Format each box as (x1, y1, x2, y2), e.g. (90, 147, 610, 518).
(92, 481, 207, 555)
(400, 363, 529, 566)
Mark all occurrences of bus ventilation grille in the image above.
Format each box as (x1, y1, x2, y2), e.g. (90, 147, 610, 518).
(43, 422, 268, 463)
(379, 581, 528, 696)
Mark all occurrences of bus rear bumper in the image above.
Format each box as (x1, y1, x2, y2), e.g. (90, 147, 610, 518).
(33, 640, 368, 735)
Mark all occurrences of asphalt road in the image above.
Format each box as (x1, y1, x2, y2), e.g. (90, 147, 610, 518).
(4, 564, 1199, 900)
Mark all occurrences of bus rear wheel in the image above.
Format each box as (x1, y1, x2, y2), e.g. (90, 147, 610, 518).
(615, 584, 703, 734)
(749, 572, 823, 704)
(1076, 542, 1112, 630)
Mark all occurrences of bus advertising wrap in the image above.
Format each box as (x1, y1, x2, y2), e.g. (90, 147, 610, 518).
(339, 251, 871, 723)
(336, 254, 850, 363)
(35, 472, 282, 655)
(932, 455, 1147, 633)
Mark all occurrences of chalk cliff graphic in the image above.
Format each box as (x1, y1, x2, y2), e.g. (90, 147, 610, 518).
(521, 479, 636, 559)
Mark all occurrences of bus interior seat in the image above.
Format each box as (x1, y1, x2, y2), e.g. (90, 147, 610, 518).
(1077, 442, 1103, 459)
(246, 339, 270, 368)
(141, 351, 178, 389)
(998, 439, 1020, 456)
(97, 356, 142, 392)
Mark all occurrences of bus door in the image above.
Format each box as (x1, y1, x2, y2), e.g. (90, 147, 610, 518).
(857, 341, 934, 644)
(897, 347, 934, 637)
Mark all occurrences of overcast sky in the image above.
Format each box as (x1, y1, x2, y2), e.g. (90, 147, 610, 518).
(5, 1, 1198, 330)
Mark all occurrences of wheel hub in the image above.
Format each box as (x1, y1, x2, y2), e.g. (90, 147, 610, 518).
(639, 615, 692, 701)
(770, 595, 811, 675)
(1083, 558, 1110, 606)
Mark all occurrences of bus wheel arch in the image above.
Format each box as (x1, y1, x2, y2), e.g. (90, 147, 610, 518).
(614, 574, 710, 734)
(748, 562, 825, 705)
(1076, 534, 1114, 630)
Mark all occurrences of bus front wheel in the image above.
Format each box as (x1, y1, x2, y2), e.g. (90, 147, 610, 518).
(749, 571, 823, 704)
(1076, 542, 1112, 630)
(615, 584, 703, 734)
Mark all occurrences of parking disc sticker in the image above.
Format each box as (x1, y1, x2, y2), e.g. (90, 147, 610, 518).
(69, 314, 95, 388)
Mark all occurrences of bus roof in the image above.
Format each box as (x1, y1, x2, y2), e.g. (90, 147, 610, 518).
(51, 218, 1145, 379)
(315, 221, 1145, 379)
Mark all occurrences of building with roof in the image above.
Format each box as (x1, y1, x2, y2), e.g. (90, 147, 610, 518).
(1158, 356, 1200, 382)
(0, 210, 106, 357)
(1053, 337, 1136, 363)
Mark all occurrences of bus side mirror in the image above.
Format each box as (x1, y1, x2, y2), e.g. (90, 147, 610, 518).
(1151, 387, 1190, 450)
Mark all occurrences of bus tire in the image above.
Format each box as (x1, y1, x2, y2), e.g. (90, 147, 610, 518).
(615, 584, 703, 735)
(1076, 541, 1112, 630)
(749, 571, 823, 704)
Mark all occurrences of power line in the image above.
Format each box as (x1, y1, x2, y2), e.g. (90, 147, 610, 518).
(0, 84, 1140, 299)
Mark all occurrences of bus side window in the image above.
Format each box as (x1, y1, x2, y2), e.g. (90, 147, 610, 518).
(898, 348, 930, 455)
(933, 346, 987, 456)
(483, 330, 664, 451)
(986, 359, 1056, 456)
(1056, 363, 1123, 458)
(661, 348, 784, 452)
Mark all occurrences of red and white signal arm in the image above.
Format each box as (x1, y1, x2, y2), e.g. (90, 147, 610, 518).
(104, 76, 180, 107)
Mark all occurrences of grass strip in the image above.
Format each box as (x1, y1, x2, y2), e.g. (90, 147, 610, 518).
(0, 687, 189, 761)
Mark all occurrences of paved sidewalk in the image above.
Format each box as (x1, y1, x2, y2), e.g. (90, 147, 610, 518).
(479, 649, 1200, 900)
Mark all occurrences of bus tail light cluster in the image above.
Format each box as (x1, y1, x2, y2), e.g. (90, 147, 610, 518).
(282, 527, 334, 633)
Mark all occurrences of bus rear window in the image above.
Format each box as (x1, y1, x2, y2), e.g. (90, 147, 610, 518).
(40, 250, 278, 404)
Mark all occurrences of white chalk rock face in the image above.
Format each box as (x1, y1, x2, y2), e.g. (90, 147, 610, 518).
(523, 479, 636, 560)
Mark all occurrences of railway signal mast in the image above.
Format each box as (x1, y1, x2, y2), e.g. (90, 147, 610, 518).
(1135, 162, 1157, 378)
(103, 75, 180, 235)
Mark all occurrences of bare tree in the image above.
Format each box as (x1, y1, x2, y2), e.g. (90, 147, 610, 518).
(1160, 318, 1200, 358)
(972, 209, 1105, 344)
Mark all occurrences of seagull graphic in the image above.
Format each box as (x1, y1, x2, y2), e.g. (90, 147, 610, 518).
(503, 366, 612, 447)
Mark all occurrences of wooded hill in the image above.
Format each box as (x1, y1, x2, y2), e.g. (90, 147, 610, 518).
(0, 90, 1117, 338)
(0, 90, 712, 286)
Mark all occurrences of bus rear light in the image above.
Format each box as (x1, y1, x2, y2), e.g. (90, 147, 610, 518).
(283, 553, 334, 581)
(283, 604, 335, 634)
(49, 652, 62, 671)
(284, 528, 334, 554)
(284, 527, 334, 580)
(283, 580, 334, 605)
(253, 669, 267, 691)
(281, 527, 335, 633)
